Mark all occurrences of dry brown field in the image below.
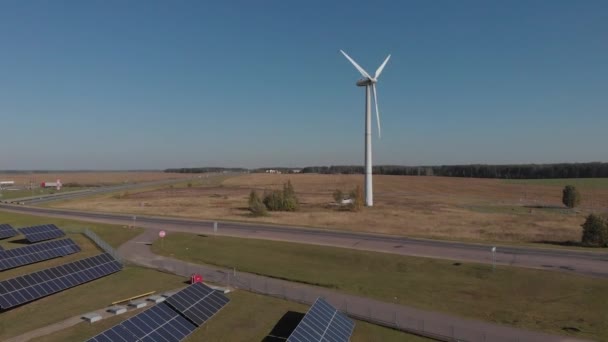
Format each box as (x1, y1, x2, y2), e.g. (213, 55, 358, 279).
(49, 173, 608, 244)
(0, 171, 191, 186)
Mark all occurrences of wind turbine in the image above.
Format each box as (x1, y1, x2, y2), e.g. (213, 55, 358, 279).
(340, 50, 390, 207)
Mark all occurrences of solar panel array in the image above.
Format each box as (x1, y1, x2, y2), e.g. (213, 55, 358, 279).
(0, 238, 81, 271)
(0, 253, 121, 309)
(0, 224, 18, 239)
(164, 282, 230, 326)
(89, 303, 197, 342)
(88, 283, 230, 342)
(19, 224, 65, 243)
(287, 297, 355, 342)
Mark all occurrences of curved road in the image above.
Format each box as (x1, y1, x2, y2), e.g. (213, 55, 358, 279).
(1, 203, 607, 278)
(1, 178, 190, 205)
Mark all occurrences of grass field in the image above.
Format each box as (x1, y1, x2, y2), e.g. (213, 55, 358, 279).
(43, 172, 234, 208)
(31, 291, 430, 342)
(0, 171, 192, 187)
(51, 173, 608, 244)
(0, 186, 90, 200)
(0, 211, 425, 341)
(504, 178, 608, 188)
(151, 233, 608, 341)
(0, 210, 143, 248)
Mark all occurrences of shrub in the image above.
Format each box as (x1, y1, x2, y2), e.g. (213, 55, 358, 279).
(282, 180, 299, 211)
(263, 180, 299, 212)
(263, 190, 283, 211)
(562, 185, 581, 208)
(333, 189, 344, 203)
(283, 180, 296, 198)
(282, 194, 299, 211)
(248, 190, 268, 216)
(187, 182, 193, 188)
(348, 185, 364, 212)
(581, 214, 608, 247)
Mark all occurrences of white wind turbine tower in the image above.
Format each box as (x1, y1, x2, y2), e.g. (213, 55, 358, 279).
(340, 50, 390, 207)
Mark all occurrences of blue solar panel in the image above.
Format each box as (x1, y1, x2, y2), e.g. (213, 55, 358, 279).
(19, 224, 65, 243)
(165, 282, 230, 326)
(0, 238, 81, 271)
(87, 325, 137, 342)
(0, 253, 121, 309)
(87, 283, 229, 342)
(287, 297, 355, 342)
(0, 224, 18, 239)
(88, 303, 196, 342)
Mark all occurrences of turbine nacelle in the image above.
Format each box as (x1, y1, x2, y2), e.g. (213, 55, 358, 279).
(356, 78, 374, 87)
(340, 49, 390, 139)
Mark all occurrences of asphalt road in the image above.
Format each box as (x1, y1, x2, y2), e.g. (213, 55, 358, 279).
(1, 177, 190, 205)
(2, 204, 607, 278)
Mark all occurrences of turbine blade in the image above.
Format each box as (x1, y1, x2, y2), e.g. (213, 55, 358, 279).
(372, 84, 381, 139)
(374, 54, 391, 79)
(340, 50, 371, 79)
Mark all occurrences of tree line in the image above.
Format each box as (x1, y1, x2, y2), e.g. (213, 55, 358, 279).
(165, 162, 608, 179)
(300, 162, 608, 179)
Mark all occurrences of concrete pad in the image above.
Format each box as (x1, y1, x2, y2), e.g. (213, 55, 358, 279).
(107, 306, 127, 315)
(128, 300, 148, 309)
(207, 284, 232, 294)
(162, 291, 178, 298)
(82, 313, 102, 323)
(147, 295, 166, 304)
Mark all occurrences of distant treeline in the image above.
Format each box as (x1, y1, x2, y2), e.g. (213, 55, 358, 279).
(301, 163, 608, 179)
(165, 162, 608, 179)
(165, 167, 248, 174)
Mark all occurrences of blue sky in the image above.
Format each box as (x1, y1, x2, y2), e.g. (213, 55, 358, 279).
(1, 1, 606, 169)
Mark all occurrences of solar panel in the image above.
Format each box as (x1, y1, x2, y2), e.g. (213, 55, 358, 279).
(88, 303, 197, 342)
(164, 282, 230, 326)
(87, 283, 229, 342)
(0, 224, 18, 239)
(0, 253, 121, 309)
(19, 224, 65, 243)
(0, 238, 81, 271)
(87, 324, 138, 342)
(287, 297, 355, 342)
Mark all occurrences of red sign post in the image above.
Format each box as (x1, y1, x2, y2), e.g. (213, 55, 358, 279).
(159, 230, 166, 249)
(190, 273, 204, 284)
